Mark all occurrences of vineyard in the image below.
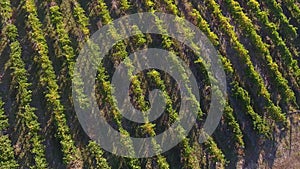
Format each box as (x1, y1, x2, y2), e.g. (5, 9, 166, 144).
(0, 0, 299, 168)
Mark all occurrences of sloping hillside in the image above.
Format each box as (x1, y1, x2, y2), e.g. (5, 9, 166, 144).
(0, 0, 299, 168)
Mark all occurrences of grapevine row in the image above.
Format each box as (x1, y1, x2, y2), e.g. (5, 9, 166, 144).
(145, 0, 226, 167)
(94, 45, 141, 169)
(260, 0, 298, 40)
(224, 0, 297, 108)
(202, 0, 287, 125)
(58, 0, 80, 44)
(87, 141, 111, 169)
(190, 8, 271, 136)
(281, 0, 300, 24)
(8, 34, 48, 169)
(45, 1, 110, 168)
(47, 0, 89, 108)
(0, 0, 48, 168)
(244, 0, 300, 87)
(91, 0, 170, 167)
(167, 0, 246, 150)
(146, 69, 203, 168)
(48, 1, 76, 78)
(71, 0, 90, 42)
(72, 1, 142, 168)
(92, 0, 200, 167)
(125, 34, 170, 168)
(144, 2, 205, 168)
(188, 0, 274, 138)
(0, 98, 19, 168)
(118, 1, 171, 168)
(163, 0, 247, 160)
(21, 0, 81, 165)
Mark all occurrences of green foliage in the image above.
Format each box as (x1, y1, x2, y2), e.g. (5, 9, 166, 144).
(87, 2, 142, 167)
(224, 0, 296, 109)
(0, 98, 19, 169)
(263, 0, 298, 40)
(9, 41, 48, 169)
(72, 1, 90, 37)
(281, 0, 300, 24)
(120, 0, 131, 11)
(231, 81, 271, 136)
(204, 137, 226, 165)
(48, 2, 90, 110)
(163, 0, 179, 15)
(0, 136, 19, 169)
(0, 0, 12, 22)
(223, 105, 244, 148)
(0, 99, 8, 131)
(91, 0, 112, 24)
(246, 0, 300, 90)
(22, 0, 81, 165)
(1, 0, 298, 168)
(146, 0, 226, 166)
(87, 141, 111, 169)
(91, 1, 169, 167)
(205, 0, 287, 125)
(1, 0, 48, 167)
